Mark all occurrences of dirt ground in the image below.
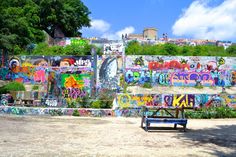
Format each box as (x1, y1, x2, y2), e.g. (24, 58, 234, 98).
(0, 115, 236, 157)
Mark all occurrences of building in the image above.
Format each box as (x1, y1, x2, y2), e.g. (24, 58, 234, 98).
(128, 27, 158, 41)
(143, 27, 157, 40)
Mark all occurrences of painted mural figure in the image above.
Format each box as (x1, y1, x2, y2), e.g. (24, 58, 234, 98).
(59, 58, 75, 67)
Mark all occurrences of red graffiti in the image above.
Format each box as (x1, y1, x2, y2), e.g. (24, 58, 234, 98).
(148, 60, 190, 70)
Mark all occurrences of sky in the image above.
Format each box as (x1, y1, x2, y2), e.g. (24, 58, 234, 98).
(81, 0, 236, 42)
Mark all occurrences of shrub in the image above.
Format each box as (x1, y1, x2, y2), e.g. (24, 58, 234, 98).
(67, 101, 77, 108)
(91, 100, 102, 108)
(97, 89, 115, 108)
(72, 110, 80, 116)
(32, 85, 39, 90)
(185, 106, 236, 119)
(78, 96, 91, 108)
(0, 82, 25, 94)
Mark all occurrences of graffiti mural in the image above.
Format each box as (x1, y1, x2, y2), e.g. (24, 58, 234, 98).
(115, 94, 161, 108)
(125, 56, 236, 87)
(0, 55, 93, 107)
(103, 43, 124, 55)
(163, 94, 195, 108)
(115, 93, 236, 109)
(97, 55, 123, 90)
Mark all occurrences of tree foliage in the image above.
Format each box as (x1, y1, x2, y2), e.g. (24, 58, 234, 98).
(125, 41, 236, 57)
(0, 0, 91, 51)
(30, 42, 98, 56)
(0, 0, 44, 50)
(35, 0, 91, 38)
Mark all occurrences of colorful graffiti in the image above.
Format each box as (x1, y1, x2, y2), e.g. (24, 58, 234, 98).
(125, 56, 236, 87)
(98, 55, 123, 90)
(103, 43, 124, 55)
(115, 93, 236, 109)
(0, 106, 114, 116)
(163, 94, 195, 108)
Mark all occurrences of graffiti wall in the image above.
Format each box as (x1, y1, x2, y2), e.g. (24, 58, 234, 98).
(97, 55, 124, 91)
(53, 38, 89, 47)
(125, 56, 236, 87)
(103, 43, 124, 55)
(115, 93, 236, 109)
(0, 56, 93, 107)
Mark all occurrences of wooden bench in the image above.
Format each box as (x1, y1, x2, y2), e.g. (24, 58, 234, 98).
(141, 106, 188, 132)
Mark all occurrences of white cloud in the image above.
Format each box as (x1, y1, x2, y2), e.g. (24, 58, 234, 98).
(103, 26, 135, 40)
(90, 19, 110, 32)
(172, 0, 236, 40)
(116, 26, 135, 38)
(83, 19, 135, 40)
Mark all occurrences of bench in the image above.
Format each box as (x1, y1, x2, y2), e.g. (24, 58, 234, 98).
(141, 106, 188, 132)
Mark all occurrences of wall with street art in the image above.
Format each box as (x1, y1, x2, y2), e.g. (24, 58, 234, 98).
(0, 55, 93, 107)
(125, 56, 236, 87)
(115, 93, 236, 109)
(97, 55, 124, 92)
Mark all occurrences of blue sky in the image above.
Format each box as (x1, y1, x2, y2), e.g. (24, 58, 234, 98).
(81, 0, 236, 41)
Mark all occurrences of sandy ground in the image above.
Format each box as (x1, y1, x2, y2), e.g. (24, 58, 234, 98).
(0, 115, 236, 157)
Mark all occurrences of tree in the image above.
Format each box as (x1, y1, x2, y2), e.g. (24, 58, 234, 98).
(35, 0, 91, 38)
(125, 41, 143, 55)
(0, 0, 45, 50)
(163, 43, 178, 55)
(226, 45, 236, 55)
(0, 0, 91, 51)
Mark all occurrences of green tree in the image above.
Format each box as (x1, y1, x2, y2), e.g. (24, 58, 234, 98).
(226, 45, 236, 55)
(0, 0, 91, 52)
(125, 41, 143, 55)
(35, 0, 91, 38)
(0, 0, 45, 51)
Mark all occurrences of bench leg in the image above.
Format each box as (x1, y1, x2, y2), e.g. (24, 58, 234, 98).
(145, 120, 148, 132)
(183, 124, 186, 132)
(141, 117, 144, 128)
(174, 124, 177, 129)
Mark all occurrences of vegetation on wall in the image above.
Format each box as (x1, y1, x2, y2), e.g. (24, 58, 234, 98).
(125, 41, 236, 56)
(0, 81, 25, 94)
(185, 106, 236, 119)
(29, 42, 97, 56)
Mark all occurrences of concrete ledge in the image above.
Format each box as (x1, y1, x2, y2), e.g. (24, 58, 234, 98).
(0, 106, 142, 117)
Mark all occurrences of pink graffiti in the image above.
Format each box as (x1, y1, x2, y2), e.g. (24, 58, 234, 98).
(34, 70, 46, 83)
(63, 88, 87, 99)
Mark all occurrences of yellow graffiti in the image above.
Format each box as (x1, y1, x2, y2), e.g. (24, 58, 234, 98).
(118, 94, 131, 108)
(22, 62, 33, 67)
(172, 95, 194, 108)
(118, 94, 155, 108)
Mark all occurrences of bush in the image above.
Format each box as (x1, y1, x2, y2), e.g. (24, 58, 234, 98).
(78, 96, 91, 108)
(67, 101, 77, 108)
(32, 85, 39, 90)
(0, 82, 25, 94)
(91, 100, 102, 108)
(72, 110, 80, 116)
(97, 89, 115, 108)
(185, 106, 236, 119)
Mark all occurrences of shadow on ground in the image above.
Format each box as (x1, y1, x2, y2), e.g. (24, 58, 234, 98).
(141, 126, 186, 133)
(175, 125, 236, 157)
